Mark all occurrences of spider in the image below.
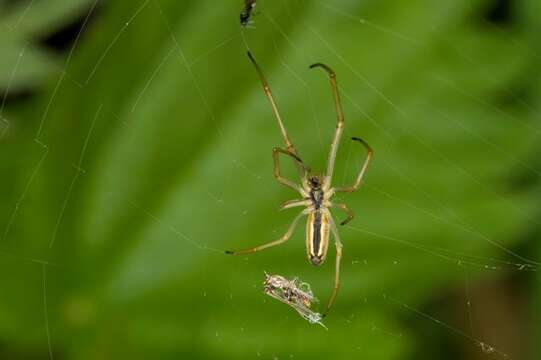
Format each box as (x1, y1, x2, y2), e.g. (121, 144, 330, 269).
(226, 52, 373, 316)
(240, 0, 257, 27)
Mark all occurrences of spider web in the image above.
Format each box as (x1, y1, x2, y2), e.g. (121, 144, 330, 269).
(0, 0, 540, 359)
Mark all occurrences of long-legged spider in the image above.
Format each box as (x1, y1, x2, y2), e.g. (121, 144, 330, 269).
(226, 52, 373, 316)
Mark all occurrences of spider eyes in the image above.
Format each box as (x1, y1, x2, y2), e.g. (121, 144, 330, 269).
(309, 177, 321, 188)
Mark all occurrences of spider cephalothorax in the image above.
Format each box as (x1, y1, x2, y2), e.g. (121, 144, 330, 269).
(227, 52, 373, 316)
(307, 175, 325, 207)
(308, 176, 322, 190)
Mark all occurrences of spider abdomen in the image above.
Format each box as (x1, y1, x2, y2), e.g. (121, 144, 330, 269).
(306, 210, 330, 266)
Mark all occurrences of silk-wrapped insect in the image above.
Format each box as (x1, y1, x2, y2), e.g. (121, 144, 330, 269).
(263, 274, 326, 327)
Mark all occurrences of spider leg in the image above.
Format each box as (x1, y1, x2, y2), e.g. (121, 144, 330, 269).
(333, 137, 373, 193)
(310, 63, 344, 183)
(331, 203, 354, 225)
(322, 212, 343, 317)
(247, 51, 304, 177)
(226, 210, 307, 255)
(280, 198, 311, 210)
(273, 147, 308, 192)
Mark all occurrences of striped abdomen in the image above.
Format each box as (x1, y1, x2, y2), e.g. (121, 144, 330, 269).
(306, 210, 330, 266)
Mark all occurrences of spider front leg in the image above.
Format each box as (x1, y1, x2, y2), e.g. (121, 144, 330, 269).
(323, 212, 343, 317)
(247, 52, 307, 178)
(273, 147, 308, 192)
(334, 137, 373, 193)
(310, 63, 344, 184)
(248, 52, 297, 155)
(331, 203, 354, 225)
(225, 210, 307, 255)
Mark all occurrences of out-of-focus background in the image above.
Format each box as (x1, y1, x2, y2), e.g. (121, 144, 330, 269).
(1, 0, 540, 359)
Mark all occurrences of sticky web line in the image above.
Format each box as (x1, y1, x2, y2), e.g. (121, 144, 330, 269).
(267, 27, 325, 150)
(365, 183, 540, 267)
(154, 0, 223, 138)
(188, 32, 242, 67)
(384, 294, 509, 359)
(347, 225, 537, 272)
(432, 73, 541, 137)
(35, 0, 100, 140)
(0, 43, 27, 116)
(131, 45, 176, 113)
(0, 40, 22, 138)
(129, 201, 222, 253)
(338, 86, 470, 225)
(6, 0, 37, 31)
(317, 0, 425, 47)
(437, 107, 541, 177)
(81, 0, 151, 87)
(49, 105, 103, 249)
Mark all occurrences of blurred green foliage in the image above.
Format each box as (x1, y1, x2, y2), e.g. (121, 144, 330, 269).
(1, 0, 540, 359)
(0, 0, 94, 91)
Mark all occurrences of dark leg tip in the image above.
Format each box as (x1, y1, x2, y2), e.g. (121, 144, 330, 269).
(309, 63, 335, 76)
(225, 250, 234, 255)
(321, 313, 327, 319)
